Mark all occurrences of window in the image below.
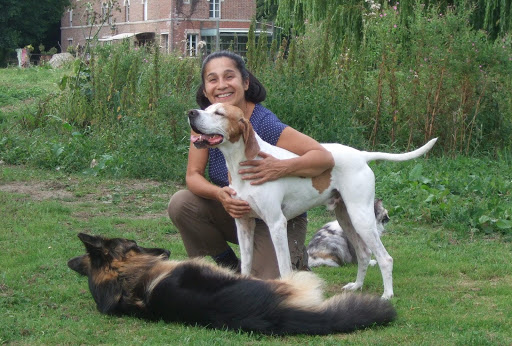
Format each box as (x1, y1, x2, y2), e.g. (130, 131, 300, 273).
(101, 3, 107, 20)
(187, 34, 198, 56)
(200, 31, 265, 56)
(209, 0, 220, 19)
(143, 0, 148, 21)
(101, 2, 112, 24)
(69, 9, 73, 27)
(161, 34, 169, 53)
(124, 0, 130, 22)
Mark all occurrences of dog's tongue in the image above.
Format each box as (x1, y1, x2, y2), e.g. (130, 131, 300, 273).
(190, 134, 223, 148)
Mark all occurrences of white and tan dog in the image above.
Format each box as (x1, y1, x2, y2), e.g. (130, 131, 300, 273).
(188, 103, 437, 299)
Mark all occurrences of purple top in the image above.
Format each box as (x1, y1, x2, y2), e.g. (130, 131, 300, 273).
(208, 103, 287, 187)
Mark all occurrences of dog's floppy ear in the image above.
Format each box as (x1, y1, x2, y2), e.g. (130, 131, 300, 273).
(68, 255, 91, 276)
(239, 118, 260, 160)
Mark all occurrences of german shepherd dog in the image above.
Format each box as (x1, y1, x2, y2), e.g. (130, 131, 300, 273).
(68, 233, 397, 335)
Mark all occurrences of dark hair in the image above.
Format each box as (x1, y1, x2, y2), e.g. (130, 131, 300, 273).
(196, 51, 266, 109)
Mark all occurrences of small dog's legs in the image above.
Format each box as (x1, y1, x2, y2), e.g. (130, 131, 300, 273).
(236, 218, 256, 275)
(267, 216, 293, 277)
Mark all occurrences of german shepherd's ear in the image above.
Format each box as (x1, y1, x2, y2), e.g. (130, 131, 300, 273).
(239, 118, 260, 160)
(68, 255, 91, 276)
(77, 232, 104, 255)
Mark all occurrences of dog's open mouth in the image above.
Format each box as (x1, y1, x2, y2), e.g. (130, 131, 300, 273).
(190, 134, 224, 149)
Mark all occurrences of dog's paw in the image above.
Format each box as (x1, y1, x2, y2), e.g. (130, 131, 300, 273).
(342, 282, 362, 291)
(369, 259, 377, 266)
(381, 291, 394, 300)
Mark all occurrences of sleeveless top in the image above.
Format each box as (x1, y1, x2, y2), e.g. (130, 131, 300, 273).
(208, 103, 287, 187)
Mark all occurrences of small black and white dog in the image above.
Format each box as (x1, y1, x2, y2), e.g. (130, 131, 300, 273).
(308, 200, 390, 268)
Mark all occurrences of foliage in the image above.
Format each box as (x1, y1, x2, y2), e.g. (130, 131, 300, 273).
(255, 1, 512, 155)
(0, 0, 70, 66)
(269, 0, 512, 42)
(257, 0, 278, 22)
(352, 2, 512, 153)
(373, 158, 512, 238)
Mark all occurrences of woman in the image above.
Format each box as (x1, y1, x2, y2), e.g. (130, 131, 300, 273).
(168, 51, 334, 279)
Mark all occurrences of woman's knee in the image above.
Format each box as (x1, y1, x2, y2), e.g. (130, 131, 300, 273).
(168, 189, 196, 223)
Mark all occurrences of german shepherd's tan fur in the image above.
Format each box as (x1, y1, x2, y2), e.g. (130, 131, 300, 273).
(68, 233, 396, 335)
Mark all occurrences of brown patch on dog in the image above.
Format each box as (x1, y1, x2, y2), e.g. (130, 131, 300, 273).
(92, 267, 119, 286)
(227, 120, 242, 143)
(311, 252, 342, 266)
(272, 272, 324, 310)
(240, 119, 260, 160)
(222, 104, 260, 159)
(312, 168, 333, 193)
(223, 105, 245, 144)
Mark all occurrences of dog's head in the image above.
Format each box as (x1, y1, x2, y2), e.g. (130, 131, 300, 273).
(374, 199, 390, 235)
(68, 233, 170, 314)
(188, 103, 259, 159)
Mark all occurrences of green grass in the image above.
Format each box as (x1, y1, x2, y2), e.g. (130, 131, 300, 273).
(0, 67, 67, 108)
(1, 164, 511, 345)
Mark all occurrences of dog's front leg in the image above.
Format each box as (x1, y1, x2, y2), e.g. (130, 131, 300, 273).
(266, 216, 293, 278)
(235, 217, 256, 275)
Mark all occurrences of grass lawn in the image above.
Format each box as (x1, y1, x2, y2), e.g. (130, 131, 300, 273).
(1, 164, 511, 345)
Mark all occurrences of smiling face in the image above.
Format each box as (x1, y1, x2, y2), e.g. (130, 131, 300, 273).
(202, 57, 249, 110)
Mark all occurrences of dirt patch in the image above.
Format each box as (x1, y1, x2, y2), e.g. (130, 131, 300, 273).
(0, 178, 173, 220)
(0, 181, 76, 201)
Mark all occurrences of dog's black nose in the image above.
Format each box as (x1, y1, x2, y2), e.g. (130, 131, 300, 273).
(188, 109, 199, 118)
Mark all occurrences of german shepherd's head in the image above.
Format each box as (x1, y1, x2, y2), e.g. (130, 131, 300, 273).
(68, 233, 170, 315)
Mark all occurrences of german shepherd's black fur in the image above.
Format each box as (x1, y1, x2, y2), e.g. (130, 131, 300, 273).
(68, 233, 396, 335)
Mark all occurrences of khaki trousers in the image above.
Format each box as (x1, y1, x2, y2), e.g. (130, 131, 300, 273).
(168, 189, 308, 280)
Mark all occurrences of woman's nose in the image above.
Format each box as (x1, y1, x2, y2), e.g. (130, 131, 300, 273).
(217, 77, 227, 89)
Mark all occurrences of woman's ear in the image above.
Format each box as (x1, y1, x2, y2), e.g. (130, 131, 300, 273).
(243, 78, 249, 91)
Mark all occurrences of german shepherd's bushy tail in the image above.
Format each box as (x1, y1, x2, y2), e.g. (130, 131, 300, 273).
(68, 233, 396, 335)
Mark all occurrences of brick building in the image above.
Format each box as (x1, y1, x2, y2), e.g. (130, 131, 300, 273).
(61, 0, 270, 56)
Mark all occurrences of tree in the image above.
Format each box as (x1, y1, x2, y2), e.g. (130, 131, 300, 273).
(0, 0, 70, 66)
(257, 0, 278, 22)
(267, 0, 511, 41)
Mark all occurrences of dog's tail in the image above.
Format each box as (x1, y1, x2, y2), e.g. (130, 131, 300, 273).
(362, 138, 437, 162)
(270, 291, 397, 335)
(223, 271, 396, 335)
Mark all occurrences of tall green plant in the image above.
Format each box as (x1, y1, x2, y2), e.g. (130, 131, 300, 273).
(246, 18, 257, 70)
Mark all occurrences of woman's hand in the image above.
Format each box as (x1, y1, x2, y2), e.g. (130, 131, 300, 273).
(239, 152, 287, 185)
(238, 127, 335, 186)
(217, 186, 252, 218)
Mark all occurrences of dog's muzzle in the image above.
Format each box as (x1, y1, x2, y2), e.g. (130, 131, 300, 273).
(187, 109, 224, 148)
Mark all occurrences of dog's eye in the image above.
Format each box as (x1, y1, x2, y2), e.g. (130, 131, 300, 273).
(214, 111, 224, 116)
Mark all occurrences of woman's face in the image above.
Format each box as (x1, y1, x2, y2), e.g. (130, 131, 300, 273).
(202, 57, 249, 110)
